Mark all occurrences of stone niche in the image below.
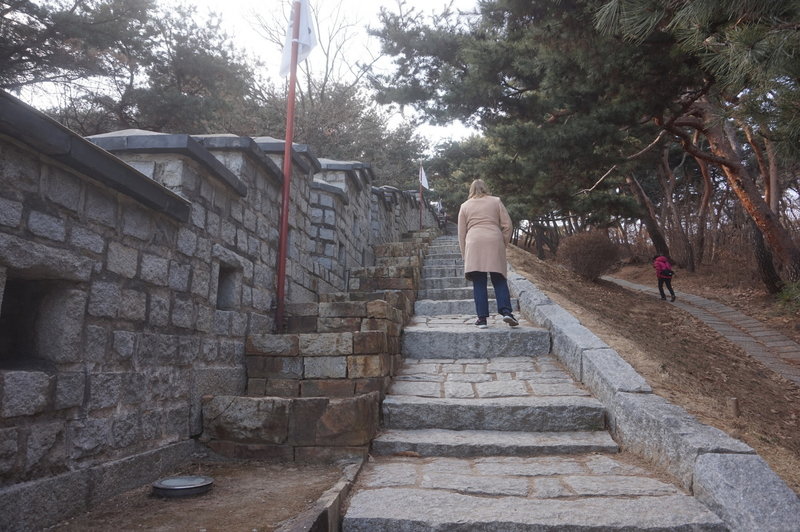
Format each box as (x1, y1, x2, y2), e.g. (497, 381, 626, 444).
(0, 276, 87, 373)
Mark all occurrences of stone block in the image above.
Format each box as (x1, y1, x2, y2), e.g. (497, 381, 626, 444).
(693, 453, 800, 531)
(86, 188, 117, 227)
(317, 317, 361, 332)
(247, 378, 266, 396)
(0, 233, 93, 281)
(205, 440, 294, 461)
(55, 372, 85, 410)
(0, 427, 18, 475)
(28, 210, 66, 241)
(304, 356, 348, 379)
(24, 421, 65, 472)
(110, 412, 140, 449)
(246, 334, 299, 356)
(294, 446, 367, 463)
(67, 418, 109, 459)
(89, 281, 121, 318)
(611, 392, 754, 489)
(36, 288, 87, 364)
(107, 242, 139, 278)
(176, 227, 197, 256)
(366, 299, 390, 319)
(353, 331, 387, 354)
(0, 469, 91, 532)
(168, 261, 191, 291)
(532, 303, 580, 331)
(300, 379, 355, 397)
(549, 323, 609, 380)
(288, 397, 329, 445)
(319, 301, 367, 318)
(141, 253, 169, 286)
(285, 315, 319, 333)
(581, 348, 651, 407)
(120, 289, 147, 321)
(354, 377, 388, 396)
(70, 227, 105, 254)
(314, 392, 380, 446)
(171, 296, 195, 329)
(202, 395, 290, 444)
(88, 372, 123, 410)
(121, 205, 152, 240)
(299, 332, 353, 356)
(1, 370, 51, 417)
(348, 355, 387, 378)
(0, 196, 23, 227)
(265, 379, 300, 397)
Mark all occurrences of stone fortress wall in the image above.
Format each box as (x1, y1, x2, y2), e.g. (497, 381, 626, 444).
(0, 91, 439, 529)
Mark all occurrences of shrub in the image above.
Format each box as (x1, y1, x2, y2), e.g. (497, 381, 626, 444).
(777, 281, 800, 313)
(557, 231, 620, 281)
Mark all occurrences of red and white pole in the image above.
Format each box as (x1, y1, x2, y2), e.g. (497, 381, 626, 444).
(275, 0, 302, 331)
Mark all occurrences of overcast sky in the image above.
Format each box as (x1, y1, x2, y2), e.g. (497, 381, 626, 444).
(171, 0, 480, 144)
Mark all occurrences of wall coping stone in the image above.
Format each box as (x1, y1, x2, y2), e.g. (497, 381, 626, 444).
(87, 131, 247, 197)
(252, 136, 321, 175)
(0, 91, 191, 222)
(193, 134, 283, 185)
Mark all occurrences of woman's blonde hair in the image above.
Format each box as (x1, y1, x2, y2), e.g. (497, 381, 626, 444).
(468, 179, 490, 199)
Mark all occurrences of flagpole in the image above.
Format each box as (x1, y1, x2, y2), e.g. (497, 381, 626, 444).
(276, 0, 302, 332)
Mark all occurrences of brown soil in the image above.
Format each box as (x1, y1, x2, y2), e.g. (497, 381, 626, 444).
(507, 245, 800, 495)
(49, 460, 345, 532)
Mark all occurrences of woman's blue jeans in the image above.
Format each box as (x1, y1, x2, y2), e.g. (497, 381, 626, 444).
(470, 271, 513, 318)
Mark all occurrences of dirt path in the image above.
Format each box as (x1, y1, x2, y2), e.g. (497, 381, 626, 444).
(507, 246, 800, 495)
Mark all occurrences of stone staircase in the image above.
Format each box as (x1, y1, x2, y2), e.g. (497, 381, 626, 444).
(342, 236, 726, 531)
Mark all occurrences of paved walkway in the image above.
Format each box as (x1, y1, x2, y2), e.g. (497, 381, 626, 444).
(342, 237, 726, 531)
(604, 276, 800, 387)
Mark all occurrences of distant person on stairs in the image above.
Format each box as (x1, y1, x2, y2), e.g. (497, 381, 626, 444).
(653, 255, 676, 302)
(457, 179, 519, 328)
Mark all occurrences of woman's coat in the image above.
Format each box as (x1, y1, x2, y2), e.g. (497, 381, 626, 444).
(457, 195, 513, 279)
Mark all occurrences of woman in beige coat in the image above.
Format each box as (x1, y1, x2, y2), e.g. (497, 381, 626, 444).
(457, 179, 518, 328)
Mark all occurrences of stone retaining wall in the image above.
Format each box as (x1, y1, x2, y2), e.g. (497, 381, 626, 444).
(0, 92, 439, 530)
(507, 266, 800, 531)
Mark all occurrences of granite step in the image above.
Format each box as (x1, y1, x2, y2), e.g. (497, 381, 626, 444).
(343, 477, 725, 531)
(423, 257, 464, 266)
(417, 286, 489, 300)
(421, 276, 471, 290)
(382, 395, 606, 432)
(414, 298, 520, 316)
(372, 428, 618, 457)
(422, 265, 462, 278)
(423, 251, 462, 260)
(401, 318, 549, 359)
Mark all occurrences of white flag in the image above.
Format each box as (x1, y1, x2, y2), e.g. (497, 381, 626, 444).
(419, 164, 429, 189)
(279, 0, 317, 77)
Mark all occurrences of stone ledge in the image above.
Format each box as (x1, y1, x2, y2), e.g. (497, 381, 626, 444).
(693, 453, 800, 531)
(509, 269, 796, 530)
(276, 459, 364, 532)
(0, 440, 197, 532)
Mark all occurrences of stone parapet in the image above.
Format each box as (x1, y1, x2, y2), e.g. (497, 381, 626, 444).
(200, 393, 379, 462)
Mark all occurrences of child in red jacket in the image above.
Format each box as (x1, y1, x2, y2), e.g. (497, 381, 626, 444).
(652, 255, 676, 302)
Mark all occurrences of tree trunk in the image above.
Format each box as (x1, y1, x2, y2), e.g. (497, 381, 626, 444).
(748, 218, 784, 294)
(696, 100, 800, 282)
(660, 146, 695, 271)
(626, 174, 670, 257)
(693, 152, 713, 265)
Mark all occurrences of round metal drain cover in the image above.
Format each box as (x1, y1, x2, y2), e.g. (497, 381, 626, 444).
(152, 475, 214, 498)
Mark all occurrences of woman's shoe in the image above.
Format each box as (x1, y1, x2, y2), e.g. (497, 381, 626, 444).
(475, 317, 488, 329)
(502, 314, 519, 327)
(671, 295, 676, 302)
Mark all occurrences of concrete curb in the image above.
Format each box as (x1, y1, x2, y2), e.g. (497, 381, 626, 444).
(275, 459, 364, 532)
(507, 266, 800, 531)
